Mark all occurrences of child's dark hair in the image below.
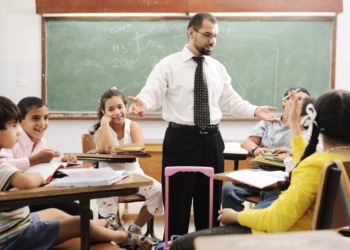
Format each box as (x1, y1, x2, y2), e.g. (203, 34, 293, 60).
(89, 88, 127, 134)
(0, 96, 22, 130)
(283, 87, 310, 99)
(278, 90, 350, 191)
(17, 97, 48, 119)
(300, 97, 316, 116)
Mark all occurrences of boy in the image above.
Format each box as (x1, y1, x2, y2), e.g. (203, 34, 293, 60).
(0, 97, 92, 218)
(222, 87, 310, 211)
(0, 96, 153, 250)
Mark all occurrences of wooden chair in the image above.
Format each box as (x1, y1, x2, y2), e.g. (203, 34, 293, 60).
(311, 160, 350, 235)
(81, 134, 159, 240)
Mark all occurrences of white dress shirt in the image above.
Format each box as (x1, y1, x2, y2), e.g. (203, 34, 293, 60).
(0, 128, 48, 170)
(137, 45, 257, 125)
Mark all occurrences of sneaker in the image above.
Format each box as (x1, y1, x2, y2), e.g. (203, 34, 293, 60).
(128, 224, 142, 235)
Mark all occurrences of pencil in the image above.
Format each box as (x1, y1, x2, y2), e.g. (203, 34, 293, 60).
(281, 88, 301, 101)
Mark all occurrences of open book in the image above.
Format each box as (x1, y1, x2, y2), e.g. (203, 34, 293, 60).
(226, 170, 287, 189)
(24, 161, 82, 184)
(111, 146, 148, 155)
(224, 142, 248, 154)
(55, 168, 130, 187)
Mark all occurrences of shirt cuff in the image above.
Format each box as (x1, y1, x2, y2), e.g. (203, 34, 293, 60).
(12, 158, 31, 170)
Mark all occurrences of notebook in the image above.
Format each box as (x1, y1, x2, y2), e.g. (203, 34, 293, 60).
(55, 168, 130, 187)
(226, 170, 287, 189)
(251, 155, 285, 168)
(24, 161, 82, 184)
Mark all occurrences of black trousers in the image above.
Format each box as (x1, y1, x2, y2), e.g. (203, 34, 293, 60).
(162, 127, 224, 239)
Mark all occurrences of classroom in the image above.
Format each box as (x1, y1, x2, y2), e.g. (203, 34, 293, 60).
(0, 0, 350, 248)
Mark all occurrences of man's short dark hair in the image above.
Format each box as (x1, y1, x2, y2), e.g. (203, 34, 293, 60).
(187, 12, 218, 31)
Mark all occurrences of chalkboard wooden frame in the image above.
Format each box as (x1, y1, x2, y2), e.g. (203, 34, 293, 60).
(42, 16, 337, 121)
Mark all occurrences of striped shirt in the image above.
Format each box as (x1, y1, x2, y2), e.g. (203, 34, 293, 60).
(0, 156, 30, 242)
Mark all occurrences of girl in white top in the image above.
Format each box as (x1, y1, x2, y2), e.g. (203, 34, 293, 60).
(90, 87, 163, 235)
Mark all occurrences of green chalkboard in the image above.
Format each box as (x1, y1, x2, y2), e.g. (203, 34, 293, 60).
(44, 18, 333, 117)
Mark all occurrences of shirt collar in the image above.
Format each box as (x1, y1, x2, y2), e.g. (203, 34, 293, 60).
(18, 127, 35, 147)
(181, 45, 209, 65)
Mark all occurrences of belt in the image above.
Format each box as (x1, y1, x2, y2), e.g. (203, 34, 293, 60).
(169, 122, 219, 134)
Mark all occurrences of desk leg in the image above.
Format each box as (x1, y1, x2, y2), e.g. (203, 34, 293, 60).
(79, 199, 90, 250)
(234, 160, 239, 171)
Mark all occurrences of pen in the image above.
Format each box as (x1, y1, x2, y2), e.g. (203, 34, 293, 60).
(281, 88, 300, 101)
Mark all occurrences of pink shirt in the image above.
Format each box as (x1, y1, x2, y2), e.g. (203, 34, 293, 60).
(0, 129, 48, 170)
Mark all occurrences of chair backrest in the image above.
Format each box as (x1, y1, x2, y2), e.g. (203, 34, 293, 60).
(82, 134, 96, 153)
(312, 160, 350, 230)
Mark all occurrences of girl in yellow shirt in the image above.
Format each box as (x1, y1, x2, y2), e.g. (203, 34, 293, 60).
(170, 89, 350, 250)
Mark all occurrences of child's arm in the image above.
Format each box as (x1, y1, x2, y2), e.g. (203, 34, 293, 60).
(95, 115, 115, 153)
(11, 172, 44, 189)
(1, 148, 58, 170)
(117, 121, 145, 148)
(29, 149, 60, 166)
(243, 136, 268, 156)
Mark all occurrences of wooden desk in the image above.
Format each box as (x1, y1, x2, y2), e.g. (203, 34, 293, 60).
(0, 174, 152, 250)
(224, 152, 249, 171)
(194, 230, 350, 250)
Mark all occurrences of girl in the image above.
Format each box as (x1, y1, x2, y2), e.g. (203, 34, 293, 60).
(0, 96, 153, 250)
(170, 89, 350, 250)
(90, 87, 163, 235)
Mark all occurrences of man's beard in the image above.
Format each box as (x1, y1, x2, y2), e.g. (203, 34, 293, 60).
(194, 39, 213, 56)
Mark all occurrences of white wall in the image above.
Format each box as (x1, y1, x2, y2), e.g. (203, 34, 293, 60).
(1, 0, 349, 155)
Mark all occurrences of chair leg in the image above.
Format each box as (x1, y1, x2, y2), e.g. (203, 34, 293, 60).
(144, 217, 162, 242)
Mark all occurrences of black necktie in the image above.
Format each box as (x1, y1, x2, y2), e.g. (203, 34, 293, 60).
(193, 57, 210, 129)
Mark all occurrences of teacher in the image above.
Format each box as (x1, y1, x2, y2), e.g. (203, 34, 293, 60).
(128, 12, 278, 239)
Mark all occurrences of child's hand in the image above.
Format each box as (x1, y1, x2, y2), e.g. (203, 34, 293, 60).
(253, 147, 269, 157)
(272, 148, 292, 156)
(87, 148, 100, 154)
(101, 115, 113, 125)
(62, 154, 77, 163)
(288, 91, 303, 126)
(274, 154, 290, 162)
(217, 208, 239, 225)
(34, 149, 60, 163)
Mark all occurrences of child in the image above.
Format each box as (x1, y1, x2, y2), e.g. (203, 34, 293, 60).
(0, 97, 90, 218)
(0, 96, 153, 250)
(89, 87, 163, 235)
(170, 89, 350, 250)
(222, 87, 310, 211)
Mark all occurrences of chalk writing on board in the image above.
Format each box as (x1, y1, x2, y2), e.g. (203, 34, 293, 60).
(45, 20, 332, 113)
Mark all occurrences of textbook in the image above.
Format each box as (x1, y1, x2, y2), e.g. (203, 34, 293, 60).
(24, 161, 82, 184)
(251, 155, 285, 168)
(226, 170, 287, 189)
(56, 168, 130, 187)
(224, 142, 248, 154)
(111, 146, 148, 155)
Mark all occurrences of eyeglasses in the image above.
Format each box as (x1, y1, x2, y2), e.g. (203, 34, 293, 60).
(193, 29, 219, 40)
